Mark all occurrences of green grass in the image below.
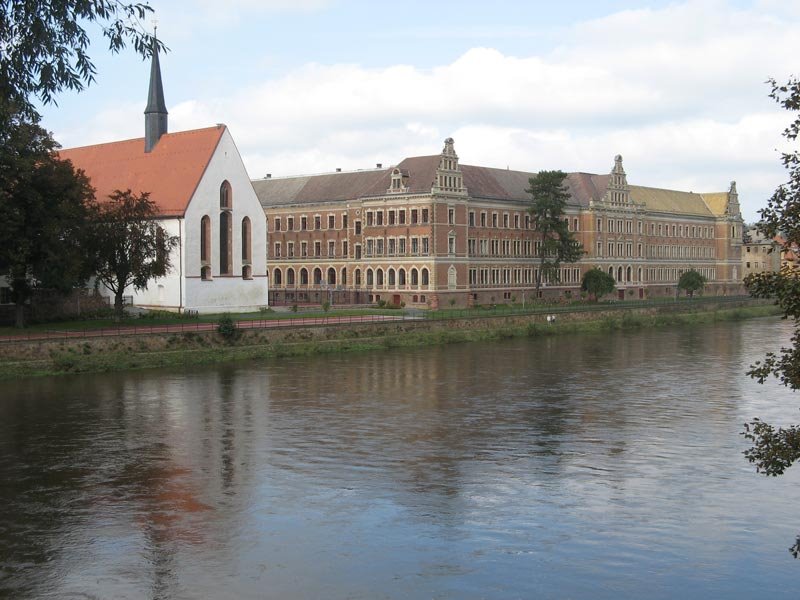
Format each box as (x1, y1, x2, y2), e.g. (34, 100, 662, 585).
(0, 307, 406, 336)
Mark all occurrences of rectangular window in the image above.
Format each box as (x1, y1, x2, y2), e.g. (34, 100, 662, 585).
(355, 244, 362, 259)
(376, 238, 384, 255)
(399, 210, 406, 224)
(411, 238, 419, 254)
(608, 219, 614, 233)
(411, 209, 419, 224)
(597, 241, 602, 256)
(422, 237, 429, 255)
(274, 217, 281, 231)
(389, 210, 396, 225)
(342, 240, 348, 256)
(314, 241, 321, 257)
(481, 212, 487, 227)
(469, 211, 475, 227)
(422, 209, 429, 223)
(301, 216, 308, 231)
(355, 220, 362, 234)
(274, 242, 281, 258)
(399, 238, 406, 254)
(328, 215, 335, 229)
(468, 238, 476, 255)
(388, 238, 396, 255)
(448, 208, 455, 225)
(328, 240, 335, 257)
(366, 239, 374, 256)
(315, 216, 321, 230)
(367, 212, 374, 226)
(342, 214, 348, 228)
(287, 216, 294, 231)
(492, 213, 498, 228)
(515, 214, 520, 229)
(376, 211, 384, 226)
(287, 242, 294, 257)
(503, 213, 509, 228)
(301, 241, 308, 257)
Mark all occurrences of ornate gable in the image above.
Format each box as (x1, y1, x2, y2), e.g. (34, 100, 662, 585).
(604, 154, 631, 205)
(432, 137, 467, 196)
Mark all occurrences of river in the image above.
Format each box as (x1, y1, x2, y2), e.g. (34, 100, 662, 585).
(1, 317, 798, 599)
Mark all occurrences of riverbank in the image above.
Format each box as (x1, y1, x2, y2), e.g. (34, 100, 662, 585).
(0, 299, 780, 380)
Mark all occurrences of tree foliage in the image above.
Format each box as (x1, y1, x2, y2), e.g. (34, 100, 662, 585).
(677, 270, 706, 297)
(742, 76, 800, 558)
(91, 189, 178, 319)
(1, 0, 160, 117)
(0, 110, 96, 327)
(581, 268, 615, 301)
(527, 170, 584, 294)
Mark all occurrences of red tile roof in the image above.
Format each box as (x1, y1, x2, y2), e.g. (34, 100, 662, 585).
(59, 126, 226, 217)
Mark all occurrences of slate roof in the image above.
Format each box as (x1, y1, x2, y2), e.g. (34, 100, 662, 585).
(253, 151, 730, 218)
(59, 125, 226, 217)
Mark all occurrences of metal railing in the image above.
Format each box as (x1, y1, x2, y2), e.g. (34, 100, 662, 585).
(0, 295, 763, 344)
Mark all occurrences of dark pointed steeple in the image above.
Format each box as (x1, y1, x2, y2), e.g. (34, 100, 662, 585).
(144, 29, 168, 153)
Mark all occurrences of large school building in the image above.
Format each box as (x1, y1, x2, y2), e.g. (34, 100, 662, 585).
(255, 138, 744, 308)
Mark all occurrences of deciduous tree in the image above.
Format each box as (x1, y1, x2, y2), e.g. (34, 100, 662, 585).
(677, 270, 706, 297)
(0, 111, 96, 327)
(527, 170, 584, 296)
(91, 190, 177, 319)
(1, 0, 159, 117)
(581, 268, 615, 301)
(742, 76, 800, 558)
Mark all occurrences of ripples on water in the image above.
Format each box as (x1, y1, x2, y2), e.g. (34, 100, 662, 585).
(1, 318, 799, 599)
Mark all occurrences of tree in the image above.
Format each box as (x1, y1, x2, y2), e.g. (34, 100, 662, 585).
(91, 190, 178, 319)
(677, 270, 706, 297)
(527, 170, 584, 296)
(741, 76, 800, 558)
(1, 1, 159, 117)
(581, 268, 615, 301)
(0, 110, 96, 327)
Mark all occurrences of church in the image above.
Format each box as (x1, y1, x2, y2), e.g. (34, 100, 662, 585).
(58, 39, 269, 314)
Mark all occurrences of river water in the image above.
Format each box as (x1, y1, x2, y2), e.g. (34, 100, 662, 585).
(1, 317, 799, 599)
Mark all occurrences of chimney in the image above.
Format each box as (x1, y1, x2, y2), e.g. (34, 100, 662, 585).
(144, 29, 168, 153)
(376, 163, 382, 169)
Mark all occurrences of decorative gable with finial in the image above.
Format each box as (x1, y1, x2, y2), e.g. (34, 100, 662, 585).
(605, 154, 631, 204)
(726, 181, 741, 217)
(433, 137, 467, 196)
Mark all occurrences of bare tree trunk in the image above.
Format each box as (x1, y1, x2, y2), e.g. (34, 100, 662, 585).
(114, 288, 125, 321)
(14, 300, 25, 329)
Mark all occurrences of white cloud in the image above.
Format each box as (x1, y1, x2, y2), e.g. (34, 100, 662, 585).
(72, 1, 800, 221)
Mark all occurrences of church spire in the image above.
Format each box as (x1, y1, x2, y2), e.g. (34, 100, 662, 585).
(144, 28, 168, 153)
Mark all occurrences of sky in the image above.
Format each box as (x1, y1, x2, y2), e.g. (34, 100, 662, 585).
(38, 0, 800, 222)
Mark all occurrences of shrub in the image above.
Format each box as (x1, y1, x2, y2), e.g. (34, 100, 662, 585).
(322, 300, 331, 312)
(217, 314, 239, 341)
(291, 304, 298, 313)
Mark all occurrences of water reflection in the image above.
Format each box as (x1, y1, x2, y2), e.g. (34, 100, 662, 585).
(1, 318, 799, 599)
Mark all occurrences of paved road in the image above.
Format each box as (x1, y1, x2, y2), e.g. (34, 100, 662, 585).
(0, 314, 416, 343)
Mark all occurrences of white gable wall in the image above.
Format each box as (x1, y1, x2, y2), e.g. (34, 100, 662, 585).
(183, 127, 269, 312)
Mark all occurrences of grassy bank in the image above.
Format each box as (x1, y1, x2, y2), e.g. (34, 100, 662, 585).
(0, 302, 780, 381)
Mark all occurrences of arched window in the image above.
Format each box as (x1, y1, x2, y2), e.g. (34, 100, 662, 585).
(366, 269, 374, 286)
(448, 265, 456, 289)
(421, 268, 429, 287)
(273, 268, 282, 286)
(220, 180, 232, 209)
(355, 268, 361, 286)
(219, 211, 232, 275)
(241, 217, 251, 265)
(200, 215, 211, 265)
(398, 268, 406, 286)
(388, 268, 395, 286)
(411, 268, 419, 286)
(617, 266, 623, 282)
(300, 268, 309, 285)
(626, 266, 632, 282)
(637, 267, 642, 282)
(341, 268, 347, 285)
(608, 266, 614, 279)
(376, 268, 384, 287)
(327, 267, 336, 285)
(242, 265, 252, 279)
(313, 267, 322, 285)
(287, 268, 295, 286)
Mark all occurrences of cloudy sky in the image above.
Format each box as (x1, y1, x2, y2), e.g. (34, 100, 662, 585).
(39, 0, 800, 222)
